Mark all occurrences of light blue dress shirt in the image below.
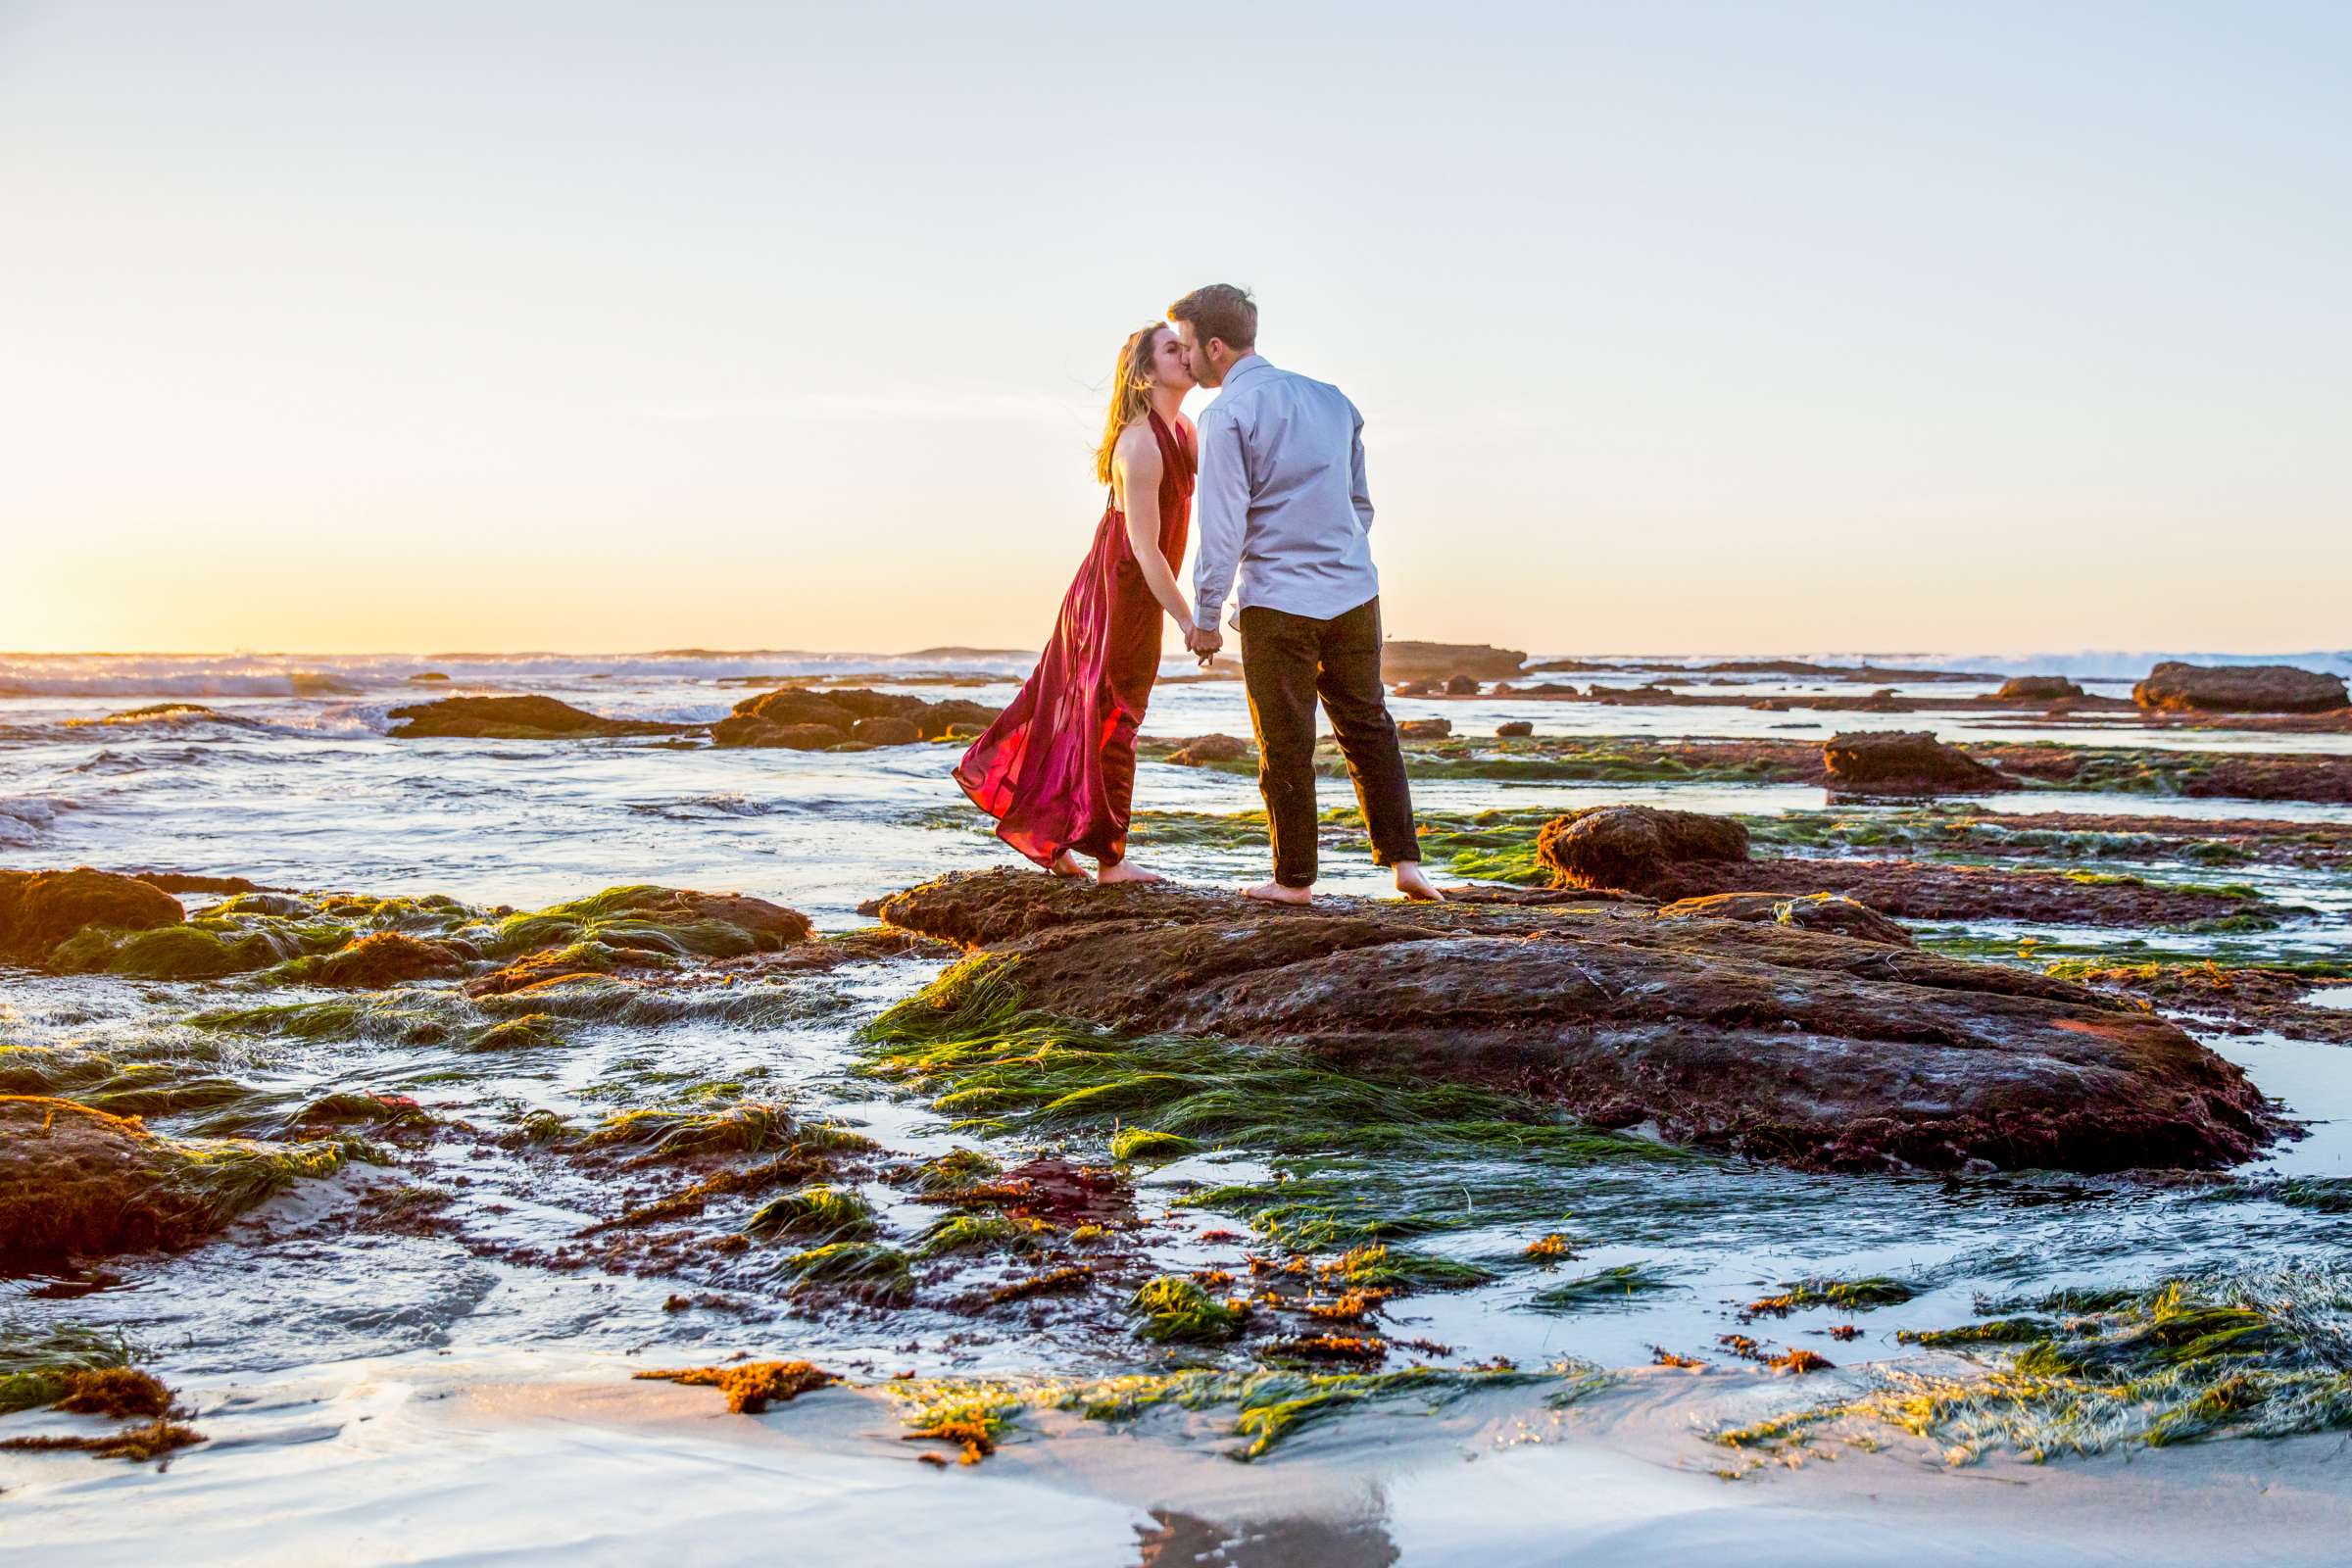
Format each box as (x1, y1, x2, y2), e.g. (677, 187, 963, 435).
(1191, 355, 1381, 628)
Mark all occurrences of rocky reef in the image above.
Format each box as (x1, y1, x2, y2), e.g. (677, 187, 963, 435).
(1380, 641, 1526, 683)
(2133, 662, 2348, 714)
(875, 869, 2278, 1174)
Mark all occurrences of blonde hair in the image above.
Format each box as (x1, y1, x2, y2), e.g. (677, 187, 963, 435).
(1094, 322, 1167, 485)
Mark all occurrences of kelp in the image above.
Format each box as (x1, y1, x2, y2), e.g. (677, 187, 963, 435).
(1715, 1265, 2352, 1463)
(1131, 1276, 1249, 1343)
(742, 1184, 879, 1244)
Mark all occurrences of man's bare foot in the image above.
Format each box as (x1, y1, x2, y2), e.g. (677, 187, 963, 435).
(1244, 880, 1313, 905)
(1096, 859, 1161, 885)
(1394, 862, 1445, 902)
(1049, 851, 1093, 880)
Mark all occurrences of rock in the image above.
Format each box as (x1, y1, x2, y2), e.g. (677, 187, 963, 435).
(1396, 717, 1452, 741)
(874, 871, 2278, 1174)
(728, 690, 858, 729)
(2133, 662, 2348, 714)
(297, 932, 469, 988)
(386, 696, 685, 740)
(604, 888, 813, 949)
(0, 869, 184, 965)
(1382, 642, 1527, 683)
(1444, 674, 1481, 695)
(817, 688, 928, 722)
(1823, 731, 2020, 797)
(1658, 892, 1915, 947)
(408, 671, 452, 683)
(1749, 699, 1789, 711)
(1536, 807, 1750, 895)
(710, 717, 849, 751)
(1392, 680, 1439, 697)
(853, 716, 922, 746)
(916, 700, 1003, 740)
(1997, 676, 2085, 702)
(1167, 734, 1250, 766)
(1495, 720, 1534, 738)
(944, 724, 986, 740)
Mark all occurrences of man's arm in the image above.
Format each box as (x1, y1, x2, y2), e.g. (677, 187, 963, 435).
(1348, 399, 1375, 533)
(1191, 403, 1249, 639)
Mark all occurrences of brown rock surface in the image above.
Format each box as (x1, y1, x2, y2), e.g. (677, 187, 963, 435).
(2133, 662, 2348, 714)
(1396, 717, 1452, 740)
(304, 932, 470, 988)
(853, 716, 923, 746)
(710, 717, 849, 751)
(1165, 734, 1250, 766)
(1824, 730, 2021, 796)
(1657, 891, 1915, 947)
(1495, 720, 1534, 738)
(0, 869, 184, 964)
(876, 871, 2278, 1174)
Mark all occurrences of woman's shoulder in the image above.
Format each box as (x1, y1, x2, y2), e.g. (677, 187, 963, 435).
(1114, 417, 1163, 466)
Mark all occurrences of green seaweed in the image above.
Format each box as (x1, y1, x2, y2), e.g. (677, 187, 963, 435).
(782, 1241, 914, 1302)
(743, 1184, 879, 1243)
(1527, 1262, 1682, 1313)
(1131, 1275, 1249, 1343)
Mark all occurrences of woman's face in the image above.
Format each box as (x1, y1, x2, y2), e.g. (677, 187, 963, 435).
(1146, 326, 1196, 392)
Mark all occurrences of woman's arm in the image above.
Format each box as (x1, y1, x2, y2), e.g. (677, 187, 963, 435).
(1113, 426, 1195, 638)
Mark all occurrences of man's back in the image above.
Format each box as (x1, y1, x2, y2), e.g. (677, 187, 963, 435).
(1192, 355, 1380, 625)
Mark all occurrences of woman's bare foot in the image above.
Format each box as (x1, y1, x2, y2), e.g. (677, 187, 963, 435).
(1049, 850, 1093, 880)
(1244, 880, 1312, 905)
(1394, 862, 1445, 902)
(1096, 859, 1161, 885)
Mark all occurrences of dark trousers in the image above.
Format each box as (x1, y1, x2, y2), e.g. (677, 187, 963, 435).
(1239, 596, 1421, 888)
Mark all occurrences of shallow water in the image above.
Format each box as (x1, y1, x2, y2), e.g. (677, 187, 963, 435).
(4, 650, 2350, 1559)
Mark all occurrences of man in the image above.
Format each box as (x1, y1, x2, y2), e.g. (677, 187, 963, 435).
(1168, 283, 1442, 905)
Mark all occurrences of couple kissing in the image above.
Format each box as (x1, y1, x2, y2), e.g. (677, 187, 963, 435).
(955, 283, 1442, 906)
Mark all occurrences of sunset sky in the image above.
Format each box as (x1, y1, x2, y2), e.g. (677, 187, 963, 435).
(4, 2, 2347, 657)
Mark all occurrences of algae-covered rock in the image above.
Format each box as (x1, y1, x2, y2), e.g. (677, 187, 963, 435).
(1495, 720, 1534, 738)
(386, 696, 686, 740)
(875, 870, 2278, 1175)
(278, 932, 469, 988)
(0, 1096, 351, 1268)
(2133, 662, 2348, 714)
(1824, 731, 2021, 797)
(1166, 733, 1250, 766)
(728, 690, 859, 730)
(0, 868, 185, 966)
(1536, 807, 1750, 895)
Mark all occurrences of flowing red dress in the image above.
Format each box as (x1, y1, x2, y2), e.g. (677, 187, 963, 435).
(956, 410, 1196, 868)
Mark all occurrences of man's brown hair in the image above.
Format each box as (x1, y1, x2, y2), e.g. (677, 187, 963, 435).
(1167, 283, 1257, 353)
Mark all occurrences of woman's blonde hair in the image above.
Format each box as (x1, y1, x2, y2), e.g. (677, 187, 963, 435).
(1094, 322, 1167, 485)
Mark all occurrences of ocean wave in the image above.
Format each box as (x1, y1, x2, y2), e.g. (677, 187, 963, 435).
(623, 793, 793, 820)
(0, 793, 79, 848)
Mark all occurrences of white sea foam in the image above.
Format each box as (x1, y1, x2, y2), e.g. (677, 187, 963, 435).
(0, 792, 78, 847)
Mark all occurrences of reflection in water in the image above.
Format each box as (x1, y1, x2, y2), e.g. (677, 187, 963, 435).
(1134, 1506, 1399, 1568)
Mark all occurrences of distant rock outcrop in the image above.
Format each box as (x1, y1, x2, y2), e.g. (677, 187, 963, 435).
(1381, 642, 1527, 683)
(2132, 662, 2348, 714)
(1823, 730, 2020, 796)
(1996, 675, 2085, 702)
(717, 687, 1000, 748)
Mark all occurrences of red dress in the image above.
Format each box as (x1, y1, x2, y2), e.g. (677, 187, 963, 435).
(956, 410, 1196, 867)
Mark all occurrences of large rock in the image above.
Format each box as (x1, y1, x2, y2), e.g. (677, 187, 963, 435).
(387, 696, 684, 740)
(853, 716, 922, 746)
(916, 700, 1004, 740)
(1396, 717, 1452, 740)
(1166, 734, 1250, 766)
(874, 872, 2278, 1174)
(1823, 731, 2020, 796)
(2133, 662, 2348, 714)
(1997, 676, 2085, 702)
(1537, 807, 1750, 895)
(0, 869, 184, 965)
(1381, 642, 1527, 683)
(725, 687, 1001, 743)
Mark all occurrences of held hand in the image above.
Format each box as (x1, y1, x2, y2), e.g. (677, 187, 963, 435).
(1188, 624, 1225, 664)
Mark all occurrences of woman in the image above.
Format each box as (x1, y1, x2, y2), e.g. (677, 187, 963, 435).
(955, 322, 1198, 883)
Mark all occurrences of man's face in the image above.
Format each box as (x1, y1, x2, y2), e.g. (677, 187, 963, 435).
(1172, 319, 1222, 389)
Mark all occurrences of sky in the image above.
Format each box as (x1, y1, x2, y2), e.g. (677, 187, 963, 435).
(2, 1, 2347, 657)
